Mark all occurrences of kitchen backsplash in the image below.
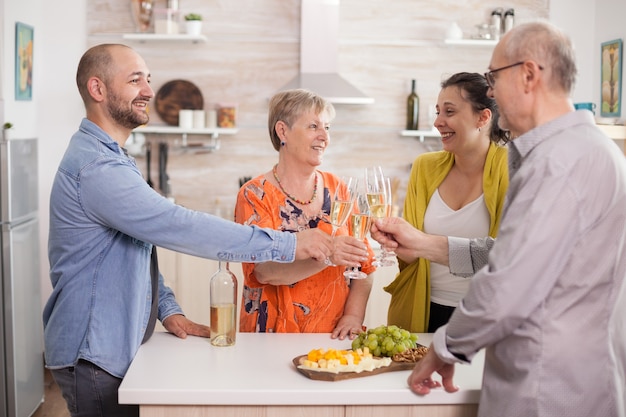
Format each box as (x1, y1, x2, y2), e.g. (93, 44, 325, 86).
(88, 0, 548, 215)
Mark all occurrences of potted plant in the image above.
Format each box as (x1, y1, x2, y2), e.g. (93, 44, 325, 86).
(2, 122, 13, 140)
(184, 13, 203, 36)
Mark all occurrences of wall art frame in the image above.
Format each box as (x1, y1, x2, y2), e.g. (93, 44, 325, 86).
(15, 22, 34, 101)
(600, 38, 623, 118)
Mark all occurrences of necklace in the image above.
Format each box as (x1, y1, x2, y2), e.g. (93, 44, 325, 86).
(272, 164, 318, 205)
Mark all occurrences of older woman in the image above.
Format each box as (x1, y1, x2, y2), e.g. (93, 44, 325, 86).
(382, 72, 510, 333)
(234, 89, 375, 339)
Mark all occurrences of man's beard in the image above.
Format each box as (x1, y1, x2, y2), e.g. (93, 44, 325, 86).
(107, 92, 149, 129)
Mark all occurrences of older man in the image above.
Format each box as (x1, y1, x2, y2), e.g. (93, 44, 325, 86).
(375, 21, 626, 417)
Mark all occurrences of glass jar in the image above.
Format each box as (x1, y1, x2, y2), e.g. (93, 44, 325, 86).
(154, 7, 180, 34)
(217, 104, 237, 128)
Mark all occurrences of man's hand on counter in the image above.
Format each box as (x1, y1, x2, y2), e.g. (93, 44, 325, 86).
(294, 229, 334, 263)
(163, 314, 211, 339)
(407, 345, 459, 396)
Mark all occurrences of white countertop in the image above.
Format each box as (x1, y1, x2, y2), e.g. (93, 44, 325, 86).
(119, 331, 484, 406)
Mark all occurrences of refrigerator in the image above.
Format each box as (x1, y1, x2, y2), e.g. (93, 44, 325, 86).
(0, 138, 43, 417)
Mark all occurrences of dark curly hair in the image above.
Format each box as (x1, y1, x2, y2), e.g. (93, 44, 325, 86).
(441, 72, 510, 144)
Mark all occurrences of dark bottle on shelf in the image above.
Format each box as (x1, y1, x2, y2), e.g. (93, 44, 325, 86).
(406, 79, 419, 130)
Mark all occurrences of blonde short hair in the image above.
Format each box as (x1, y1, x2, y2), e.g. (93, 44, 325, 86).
(268, 89, 336, 151)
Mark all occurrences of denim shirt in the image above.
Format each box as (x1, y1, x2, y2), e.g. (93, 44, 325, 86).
(44, 119, 296, 378)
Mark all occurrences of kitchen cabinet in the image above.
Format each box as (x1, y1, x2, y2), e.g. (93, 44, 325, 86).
(153, 247, 179, 333)
(154, 248, 215, 330)
(156, 249, 398, 330)
(155, 251, 246, 329)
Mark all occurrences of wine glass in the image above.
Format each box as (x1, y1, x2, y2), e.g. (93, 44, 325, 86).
(365, 167, 396, 267)
(324, 176, 358, 266)
(378, 177, 397, 265)
(343, 193, 372, 280)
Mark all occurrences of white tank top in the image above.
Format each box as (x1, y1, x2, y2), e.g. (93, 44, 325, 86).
(424, 189, 490, 306)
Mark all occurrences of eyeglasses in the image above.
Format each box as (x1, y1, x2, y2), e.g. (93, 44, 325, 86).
(484, 62, 525, 89)
(484, 61, 544, 89)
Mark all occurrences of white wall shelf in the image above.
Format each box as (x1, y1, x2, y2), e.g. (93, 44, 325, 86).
(444, 39, 498, 47)
(122, 33, 208, 43)
(116, 35, 493, 47)
(132, 126, 238, 151)
(400, 129, 440, 142)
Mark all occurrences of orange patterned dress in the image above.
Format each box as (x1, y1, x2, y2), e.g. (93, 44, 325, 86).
(234, 171, 375, 333)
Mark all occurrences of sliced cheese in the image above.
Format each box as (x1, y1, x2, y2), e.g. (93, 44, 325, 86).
(297, 348, 392, 374)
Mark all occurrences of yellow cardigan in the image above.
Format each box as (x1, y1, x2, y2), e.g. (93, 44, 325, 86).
(384, 142, 509, 332)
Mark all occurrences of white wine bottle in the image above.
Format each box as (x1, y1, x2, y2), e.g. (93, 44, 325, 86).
(406, 79, 419, 130)
(210, 261, 237, 347)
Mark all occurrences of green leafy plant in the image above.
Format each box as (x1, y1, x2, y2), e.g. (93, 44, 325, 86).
(184, 13, 202, 21)
(3, 122, 13, 130)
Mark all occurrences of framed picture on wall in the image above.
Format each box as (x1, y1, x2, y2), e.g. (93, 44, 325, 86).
(15, 22, 34, 101)
(600, 38, 623, 118)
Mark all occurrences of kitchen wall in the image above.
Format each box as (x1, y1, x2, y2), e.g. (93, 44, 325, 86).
(87, 0, 550, 216)
(1, 0, 42, 138)
(2, 0, 624, 305)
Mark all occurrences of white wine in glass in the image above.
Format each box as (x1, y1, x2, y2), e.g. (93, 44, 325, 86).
(344, 193, 372, 279)
(329, 199, 352, 236)
(367, 194, 387, 219)
(325, 176, 358, 266)
(365, 167, 396, 267)
(377, 177, 397, 265)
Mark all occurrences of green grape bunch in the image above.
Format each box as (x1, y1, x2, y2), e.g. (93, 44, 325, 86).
(351, 325, 419, 357)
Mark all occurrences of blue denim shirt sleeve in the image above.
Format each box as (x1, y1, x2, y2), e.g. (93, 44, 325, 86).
(43, 119, 297, 379)
(156, 269, 183, 322)
(79, 149, 296, 263)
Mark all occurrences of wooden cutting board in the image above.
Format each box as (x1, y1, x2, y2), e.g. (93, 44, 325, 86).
(292, 355, 416, 381)
(154, 79, 204, 126)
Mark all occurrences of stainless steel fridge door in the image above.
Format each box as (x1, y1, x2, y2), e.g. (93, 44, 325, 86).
(1, 218, 44, 417)
(0, 138, 38, 223)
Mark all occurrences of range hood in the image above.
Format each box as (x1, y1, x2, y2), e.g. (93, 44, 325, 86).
(278, 0, 374, 105)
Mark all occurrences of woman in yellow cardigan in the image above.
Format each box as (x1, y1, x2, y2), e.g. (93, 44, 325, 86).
(383, 72, 509, 333)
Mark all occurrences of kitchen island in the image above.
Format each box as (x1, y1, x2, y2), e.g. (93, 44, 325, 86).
(119, 332, 484, 417)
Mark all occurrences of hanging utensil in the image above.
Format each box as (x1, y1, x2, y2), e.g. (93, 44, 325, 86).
(146, 142, 154, 188)
(158, 142, 171, 196)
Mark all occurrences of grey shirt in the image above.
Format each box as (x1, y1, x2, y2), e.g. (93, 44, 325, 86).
(434, 111, 626, 417)
(448, 236, 495, 277)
